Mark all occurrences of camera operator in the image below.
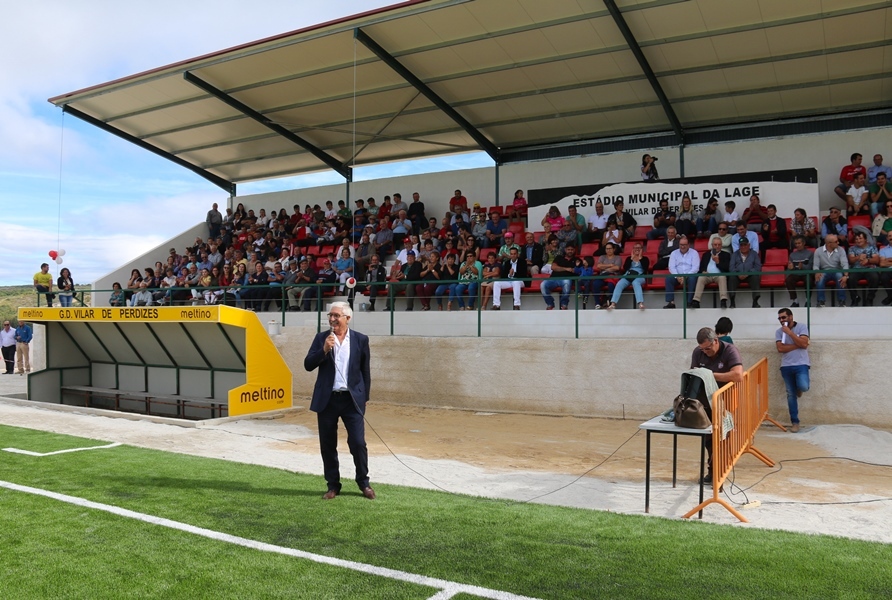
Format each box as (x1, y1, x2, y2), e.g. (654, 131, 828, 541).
(641, 154, 660, 182)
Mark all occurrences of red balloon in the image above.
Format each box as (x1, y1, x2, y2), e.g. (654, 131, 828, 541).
(49, 250, 58, 259)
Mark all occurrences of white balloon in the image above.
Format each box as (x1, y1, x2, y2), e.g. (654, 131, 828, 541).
(345, 277, 356, 289)
(54, 257, 63, 264)
(57, 249, 66, 257)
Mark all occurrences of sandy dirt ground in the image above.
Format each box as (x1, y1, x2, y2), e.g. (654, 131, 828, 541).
(1, 376, 891, 544)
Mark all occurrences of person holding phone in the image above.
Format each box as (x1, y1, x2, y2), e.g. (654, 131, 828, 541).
(776, 308, 810, 433)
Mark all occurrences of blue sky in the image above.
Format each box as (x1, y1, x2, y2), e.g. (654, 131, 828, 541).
(1, 0, 489, 286)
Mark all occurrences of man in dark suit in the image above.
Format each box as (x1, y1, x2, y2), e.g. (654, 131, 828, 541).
(690, 236, 731, 309)
(303, 301, 375, 500)
(492, 246, 528, 310)
(522, 232, 544, 274)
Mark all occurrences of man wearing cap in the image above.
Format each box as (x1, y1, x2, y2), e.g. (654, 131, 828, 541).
(729, 236, 763, 308)
(485, 211, 507, 248)
(497, 231, 521, 260)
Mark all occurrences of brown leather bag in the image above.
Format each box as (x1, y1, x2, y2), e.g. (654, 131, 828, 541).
(673, 395, 711, 429)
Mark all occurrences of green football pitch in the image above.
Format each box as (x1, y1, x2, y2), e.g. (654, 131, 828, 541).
(1, 424, 890, 599)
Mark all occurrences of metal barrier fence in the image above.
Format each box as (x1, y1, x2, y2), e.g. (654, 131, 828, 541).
(682, 357, 775, 522)
(33, 266, 884, 337)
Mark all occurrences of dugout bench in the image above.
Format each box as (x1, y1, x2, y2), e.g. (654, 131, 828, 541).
(17, 305, 292, 421)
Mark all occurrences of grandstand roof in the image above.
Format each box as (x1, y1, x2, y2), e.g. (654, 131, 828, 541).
(49, 0, 892, 192)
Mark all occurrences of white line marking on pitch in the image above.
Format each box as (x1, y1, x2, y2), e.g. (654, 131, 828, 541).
(0, 480, 541, 600)
(2, 442, 122, 457)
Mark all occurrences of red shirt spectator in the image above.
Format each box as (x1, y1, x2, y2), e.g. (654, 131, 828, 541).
(450, 189, 468, 214)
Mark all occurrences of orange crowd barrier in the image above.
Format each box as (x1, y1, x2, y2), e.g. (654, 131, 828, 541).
(683, 357, 774, 522)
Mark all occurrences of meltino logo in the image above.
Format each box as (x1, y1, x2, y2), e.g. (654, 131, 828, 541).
(240, 387, 286, 402)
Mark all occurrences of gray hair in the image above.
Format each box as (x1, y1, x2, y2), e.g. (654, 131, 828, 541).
(696, 327, 718, 344)
(330, 301, 353, 320)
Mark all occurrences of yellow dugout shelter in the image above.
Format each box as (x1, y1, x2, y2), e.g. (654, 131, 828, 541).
(17, 305, 292, 420)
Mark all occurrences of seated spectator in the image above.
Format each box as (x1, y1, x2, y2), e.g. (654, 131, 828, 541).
(722, 201, 739, 227)
(451, 212, 471, 237)
(848, 231, 880, 306)
(664, 237, 698, 309)
(416, 251, 441, 311)
(731, 222, 761, 254)
(451, 251, 482, 310)
(387, 250, 422, 311)
(375, 215, 394, 259)
(389, 194, 407, 217)
(690, 236, 731, 309)
(541, 244, 576, 310)
(434, 253, 459, 310)
(590, 242, 622, 309)
(729, 237, 763, 308)
(607, 200, 637, 241)
(870, 172, 892, 217)
(821, 207, 848, 247)
(203, 265, 223, 305)
(492, 247, 527, 310)
(522, 232, 544, 275)
(377, 196, 393, 220)
(868, 153, 892, 184)
(653, 226, 680, 270)
(760, 204, 789, 261)
(395, 235, 420, 265)
(647, 199, 676, 240)
(241, 262, 269, 311)
(497, 231, 520, 260)
(541, 205, 564, 230)
(424, 217, 440, 242)
(566, 205, 586, 246)
(109, 282, 126, 307)
(336, 200, 351, 219)
(131, 281, 154, 306)
(675, 195, 697, 239)
(873, 199, 892, 245)
(449, 189, 468, 214)
(471, 211, 488, 247)
(709, 222, 733, 253)
(479, 252, 501, 310)
(789, 208, 819, 248)
(303, 259, 336, 312)
(361, 254, 388, 311)
(541, 235, 561, 274)
(878, 230, 892, 305)
(696, 198, 721, 238)
(507, 189, 527, 222)
(607, 242, 649, 310)
(741, 194, 769, 233)
(584, 200, 609, 243)
(846, 173, 870, 216)
(486, 211, 508, 248)
(785, 235, 814, 308)
(813, 234, 849, 307)
(354, 233, 373, 280)
(835, 152, 867, 202)
(333, 248, 354, 294)
(575, 256, 595, 308)
(596, 220, 624, 255)
(555, 219, 578, 253)
(126, 268, 143, 301)
(286, 258, 316, 312)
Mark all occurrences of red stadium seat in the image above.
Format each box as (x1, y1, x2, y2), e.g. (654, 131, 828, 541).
(645, 239, 662, 255)
(764, 249, 789, 267)
(580, 243, 598, 257)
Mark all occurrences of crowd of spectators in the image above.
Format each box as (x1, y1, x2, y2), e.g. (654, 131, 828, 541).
(114, 153, 892, 312)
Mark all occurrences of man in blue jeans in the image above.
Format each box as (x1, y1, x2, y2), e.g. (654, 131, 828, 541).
(775, 307, 810, 433)
(541, 244, 576, 310)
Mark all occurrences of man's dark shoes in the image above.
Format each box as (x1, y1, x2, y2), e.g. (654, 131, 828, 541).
(851, 295, 861, 307)
(322, 489, 340, 500)
(663, 302, 675, 309)
(752, 295, 760, 308)
(689, 300, 700, 309)
(361, 487, 376, 500)
(882, 296, 892, 306)
(720, 299, 727, 309)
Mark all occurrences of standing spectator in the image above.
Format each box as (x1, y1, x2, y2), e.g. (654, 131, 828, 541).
(647, 199, 676, 240)
(784, 235, 814, 308)
(869, 172, 892, 218)
(0, 320, 15, 374)
(835, 152, 867, 201)
(775, 308, 810, 433)
(14, 319, 33, 375)
(845, 173, 871, 216)
(109, 282, 126, 307)
(847, 231, 879, 306)
(640, 153, 659, 181)
(729, 237, 762, 308)
(813, 234, 849, 307)
(206, 202, 223, 238)
(868, 153, 892, 184)
(390, 193, 408, 216)
(407, 192, 426, 234)
(690, 236, 731, 310)
(33, 263, 55, 307)
(57, 268, 75, 307)
(664, 237, 699, 309)
(541, 244, 576, 310)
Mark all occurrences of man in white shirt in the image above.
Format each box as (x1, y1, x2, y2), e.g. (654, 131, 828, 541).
(585, 201, 609, 243)
(846, 172, 870, 216)
(664, 237, 699, 308)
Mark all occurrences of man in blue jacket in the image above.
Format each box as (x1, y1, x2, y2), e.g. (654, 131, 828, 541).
(14, 320, 33, 375)
(303, 301, 374, 500)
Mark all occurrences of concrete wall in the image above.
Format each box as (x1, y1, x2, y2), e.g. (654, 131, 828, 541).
(238, 126, 891, 220)
(274, 323, 891, 429)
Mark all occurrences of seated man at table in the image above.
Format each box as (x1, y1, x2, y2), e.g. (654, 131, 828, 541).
(690, 327, 744, 485)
